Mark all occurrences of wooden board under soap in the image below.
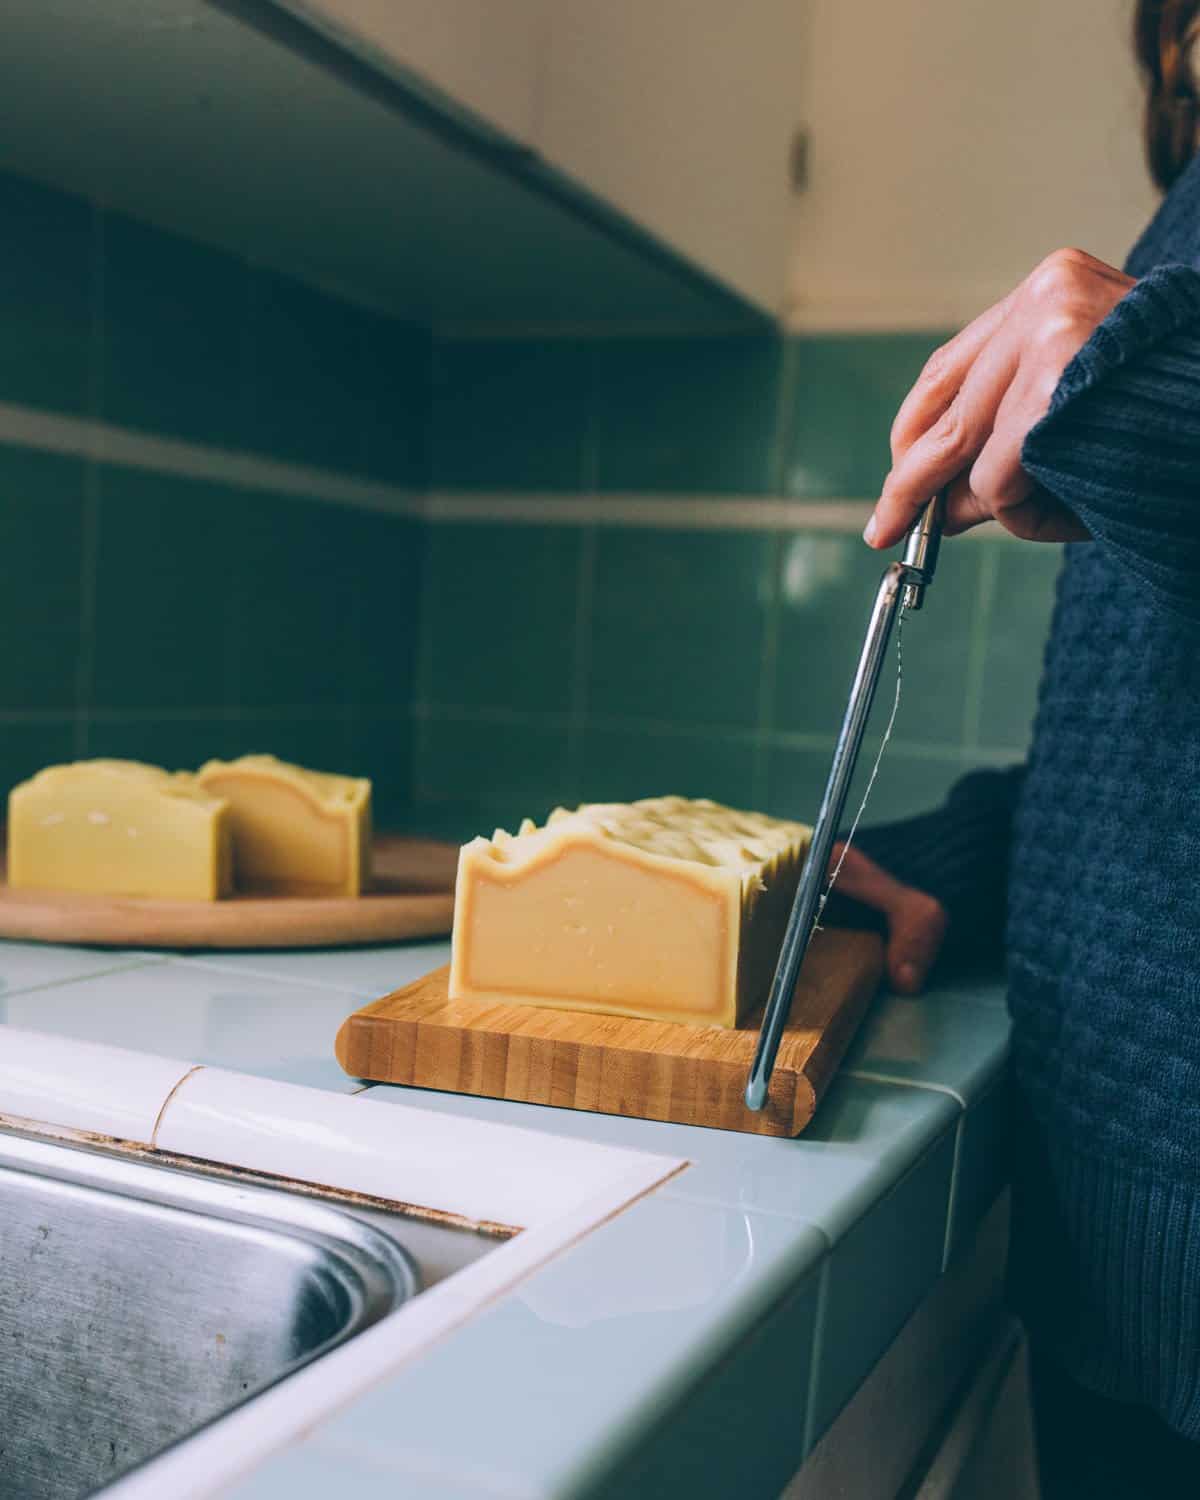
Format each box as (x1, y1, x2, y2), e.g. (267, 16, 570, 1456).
(336, 927, 883, 1137)
(0, 836, 458, 950)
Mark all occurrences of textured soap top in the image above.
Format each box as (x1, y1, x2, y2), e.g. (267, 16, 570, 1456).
(16, 760, 225, 811)
(486, 795, 810, 880)
(197, 754, 369, 807)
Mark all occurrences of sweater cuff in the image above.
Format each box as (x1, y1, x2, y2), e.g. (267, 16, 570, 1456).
(830, 767, 1024, 962)
(1021, 264, 1200, 619)
(1031, 263, 1200, 424)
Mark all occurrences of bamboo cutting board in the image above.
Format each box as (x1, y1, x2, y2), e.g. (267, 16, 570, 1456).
(0, 836, 457, 950)
(336, 927, 884, 1136)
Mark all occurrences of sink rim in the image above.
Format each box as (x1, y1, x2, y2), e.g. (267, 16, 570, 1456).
(0, 1125, 421, 1495)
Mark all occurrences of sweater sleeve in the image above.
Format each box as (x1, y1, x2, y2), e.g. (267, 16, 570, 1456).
(823, 765, 1024, 964)
(1021, 263, 1200, 619)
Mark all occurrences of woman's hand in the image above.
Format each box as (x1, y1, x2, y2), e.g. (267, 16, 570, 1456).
(864, 248, 1136, 548)
(829, 842, 948, 995)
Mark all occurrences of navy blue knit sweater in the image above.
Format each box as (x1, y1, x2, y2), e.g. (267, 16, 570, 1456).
(856, 162, 1200, 1438)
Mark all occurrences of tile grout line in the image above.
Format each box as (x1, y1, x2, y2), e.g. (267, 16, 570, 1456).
(73, 203, 107, 758)
(0, 955, 168, 1003)
(752, 529, 783, 809)
(941, 1115, 966, 1272)
(754, 334, 800, 806)
(802, 1257, 834, 1456)
(843, 1066, 967, 1109)
(566, 524, 597, 800)
(408, 701, 1026, 766)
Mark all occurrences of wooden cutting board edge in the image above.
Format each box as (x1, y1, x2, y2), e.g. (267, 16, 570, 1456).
(337, 928, 884, 1137)
(0, 835, 458, 950)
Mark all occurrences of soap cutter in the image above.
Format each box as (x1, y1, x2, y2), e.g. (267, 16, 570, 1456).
(744, 491, 946, 1113)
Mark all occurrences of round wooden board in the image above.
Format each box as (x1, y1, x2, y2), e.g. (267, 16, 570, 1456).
(0, 836, 458, 950)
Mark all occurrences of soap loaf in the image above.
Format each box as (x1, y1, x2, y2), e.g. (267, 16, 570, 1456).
(449, 796, 811, 1027)
(195, 754, 371, 897)
(7, 760, 232, 900)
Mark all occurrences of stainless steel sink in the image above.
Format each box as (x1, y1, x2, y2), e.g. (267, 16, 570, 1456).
(0, 1130, 419, 1500)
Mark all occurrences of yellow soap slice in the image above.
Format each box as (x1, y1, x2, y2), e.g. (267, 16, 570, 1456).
(7, 759, 232, 901)
(449, 796, 811, 1027)
(195, 754, 371, 898)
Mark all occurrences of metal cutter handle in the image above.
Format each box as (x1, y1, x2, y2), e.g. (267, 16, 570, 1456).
(744, 491, 946, 1113)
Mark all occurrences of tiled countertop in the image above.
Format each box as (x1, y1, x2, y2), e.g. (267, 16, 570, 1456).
(0, 938, 1011, 1499)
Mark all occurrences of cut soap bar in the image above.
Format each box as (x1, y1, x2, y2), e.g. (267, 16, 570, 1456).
(195, 754, 371, 897)
(449, 796, 812, 1027)
(7, 760, 232, 900)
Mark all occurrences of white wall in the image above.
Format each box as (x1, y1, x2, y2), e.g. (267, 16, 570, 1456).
(787, 0, 1160, 330)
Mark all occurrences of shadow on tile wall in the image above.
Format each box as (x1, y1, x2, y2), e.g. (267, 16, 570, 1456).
(0, 171, 427, 825)
(0, 168, 1062, 840)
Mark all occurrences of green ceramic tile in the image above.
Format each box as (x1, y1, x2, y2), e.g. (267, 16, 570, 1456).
(773, 532, 980, 747)
(360, 316, 431, 484)
(0, 173, 91, 414)
(844, 980, 1010, 1104)
(229, 492, 356, 711)
(313, 1196, 825, 1499)
(845, 744, 970, 825)
(588, 528, 772, 728)
(590, 1265, 821, 1498)
(784, 333, 951, 498)
(0, 722, 76, 799)
(591, 334, 783, 494)
(0, 448, 85, 711)
(766, 741, 967, 829)
(229, 714, 353, 772)
(809, 1127, 958, 1445)
(346, 713, 411, 829)
(422, 523, 580, 713)
(429, 337, 590, 490)
(576, 726, 756, 808)
(414, 714, 571, 836)
(977, 541, 1062, 751)
(90, 467, 237, 711)
(249, 271, 366, 472)
(762, 744, 835, 825)
(82, 716, 248, 771)
(101, 212, 249, 447)
(945, 1075, 1012, 1264)
(222, 1444, 415, 1500)
(338, 511, 424, 710)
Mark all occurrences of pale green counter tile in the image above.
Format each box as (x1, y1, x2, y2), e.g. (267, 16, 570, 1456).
(1, 959, 370, 1092)
(181, 941, 451, 1000)
(366, 1071, 957, 1248)
(945, 1076, 1011, 1265)
(310, 1194, 825, 1498)
(0, 943, 163, 1005)
(843, 978, 1010, 1105)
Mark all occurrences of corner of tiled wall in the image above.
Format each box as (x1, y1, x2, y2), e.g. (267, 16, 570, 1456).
(0, 169, 429, 826)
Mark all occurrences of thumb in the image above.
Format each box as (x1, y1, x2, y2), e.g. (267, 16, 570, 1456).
(885, 889, 948, 994)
